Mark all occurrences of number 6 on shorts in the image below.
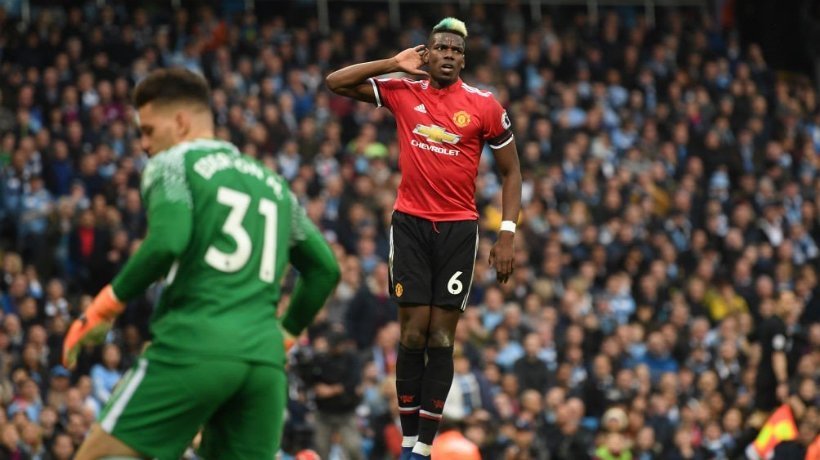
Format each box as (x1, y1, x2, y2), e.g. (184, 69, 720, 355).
(448, 271, 464, 295)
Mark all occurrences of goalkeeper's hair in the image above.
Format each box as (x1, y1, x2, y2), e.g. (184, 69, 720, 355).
(431, 17, 468, 38)
(133, 68, 211, 110)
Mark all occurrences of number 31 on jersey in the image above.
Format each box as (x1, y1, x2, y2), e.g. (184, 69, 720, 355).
(204, 186, 278, 283)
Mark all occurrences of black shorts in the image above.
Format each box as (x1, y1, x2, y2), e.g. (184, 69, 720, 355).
(389, 211, 479, 311)
(754, 376, 778, 411)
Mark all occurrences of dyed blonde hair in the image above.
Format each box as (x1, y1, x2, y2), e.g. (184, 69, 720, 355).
(432, 17, 468, 38)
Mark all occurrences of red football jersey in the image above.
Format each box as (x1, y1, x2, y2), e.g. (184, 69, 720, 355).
(370, 77, 513, 221)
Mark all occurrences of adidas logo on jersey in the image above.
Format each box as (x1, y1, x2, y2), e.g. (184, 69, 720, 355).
(414, 104, 427, 113)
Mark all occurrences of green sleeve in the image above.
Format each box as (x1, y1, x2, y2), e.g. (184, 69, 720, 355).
(280, 194, 340, 336)
(111, 155, 193, 301)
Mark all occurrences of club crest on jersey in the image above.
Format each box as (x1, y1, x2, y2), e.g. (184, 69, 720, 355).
(453, 110, 471, 128)
(395, 283, 404, 297)
(412, 124, 461, 144)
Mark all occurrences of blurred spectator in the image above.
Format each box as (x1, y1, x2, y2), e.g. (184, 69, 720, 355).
(307, 330, 364, 460)
(513, 332, 551, 395)
(344, 262, 397, 351)
(0, 422, 26, 459)
(443, 348, 493, 421)
(594, 432, 631, 460)
(20, 421, 46, 459)
(7, 378, 42, 422)
(50, 432, 75, 460)
(90, 343, 122, 405)
(46, 366, 70, 412)
(430, 419, 481, 459)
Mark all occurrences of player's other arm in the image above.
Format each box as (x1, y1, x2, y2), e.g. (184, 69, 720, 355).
(325, 45, 429, 103)
(485, 106, 522, 284)
(493, 142, 522, 227)
(280, 204, 341, 338)
(489, 140, 522, 283)
(63, 171, 192, 368)
(111, 197, 192, 300)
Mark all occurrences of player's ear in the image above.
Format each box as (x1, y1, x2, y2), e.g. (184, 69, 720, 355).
(175, 110, 189, 138)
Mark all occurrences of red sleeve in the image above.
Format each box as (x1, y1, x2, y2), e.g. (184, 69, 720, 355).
(482, 97, 514, 149)
(369, 77, 409, 111)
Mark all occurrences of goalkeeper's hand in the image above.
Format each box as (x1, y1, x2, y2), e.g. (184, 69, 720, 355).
(63, 285, 125, 369)
(283, 329, 298, 353)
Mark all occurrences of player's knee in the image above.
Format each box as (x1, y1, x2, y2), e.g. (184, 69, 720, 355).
(427, 328, 455, 348)
(400, 328, 427, 349)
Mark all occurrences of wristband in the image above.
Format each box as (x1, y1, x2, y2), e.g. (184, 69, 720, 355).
(500, 220, 516, 233)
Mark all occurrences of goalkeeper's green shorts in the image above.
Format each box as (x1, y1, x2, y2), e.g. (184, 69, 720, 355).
(99, 356, 286, 460)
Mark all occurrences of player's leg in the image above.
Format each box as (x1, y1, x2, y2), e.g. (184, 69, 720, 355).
(389, 211, 435, 458)
(198, 363, 287, 459)
(408, 219, 478, 458)
(413, 306, 460, 458)
(397, 304, 432, 456)
(74, 424, 143, 460)
(84, 357, 246, 460)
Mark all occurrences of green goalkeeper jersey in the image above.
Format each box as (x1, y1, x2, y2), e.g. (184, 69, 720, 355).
(110, 138, 338, 367)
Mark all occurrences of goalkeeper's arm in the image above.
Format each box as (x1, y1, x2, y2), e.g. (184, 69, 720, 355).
(64, 198, 191, 368)
(112, 198, 192, 301)
(280, 223, 341, 337)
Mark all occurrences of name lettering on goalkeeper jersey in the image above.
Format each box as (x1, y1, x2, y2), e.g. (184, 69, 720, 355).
(194, 152, 266, 181)
(194, 152, 284, 199)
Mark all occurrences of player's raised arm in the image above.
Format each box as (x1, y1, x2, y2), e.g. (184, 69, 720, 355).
(488, 134, 522, 285)
(325, 45, 429, 103)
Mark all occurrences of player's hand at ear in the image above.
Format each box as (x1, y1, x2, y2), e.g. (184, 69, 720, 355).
(489, 232, 515, 284)
(393, 45, 430, 77)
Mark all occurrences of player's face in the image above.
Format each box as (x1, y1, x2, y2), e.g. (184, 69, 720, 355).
(426, 32, 465, 85)
(136, 103, 182, 156)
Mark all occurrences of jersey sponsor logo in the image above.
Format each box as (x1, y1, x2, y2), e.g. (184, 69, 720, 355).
(453, 110, 471, 127)
(411, 124, 462, 156)
(501, 110, 511, 129)
(413, 124, 461, 144)
(395, 282, 404, 297)
(410, 139, 460, 156)
(414, 104, 427, 113)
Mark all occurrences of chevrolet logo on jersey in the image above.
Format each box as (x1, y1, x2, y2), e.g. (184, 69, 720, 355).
(413, 124, 461, 144)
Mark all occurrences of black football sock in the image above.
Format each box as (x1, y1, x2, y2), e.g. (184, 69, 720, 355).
(396, 344, 426, 438)
(417, 346, 454, 447)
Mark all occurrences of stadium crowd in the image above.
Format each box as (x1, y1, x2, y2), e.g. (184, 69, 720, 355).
(0, 1, 819, 459)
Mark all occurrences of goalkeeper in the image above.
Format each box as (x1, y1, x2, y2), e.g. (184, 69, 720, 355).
(63, 68, 340, 460)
